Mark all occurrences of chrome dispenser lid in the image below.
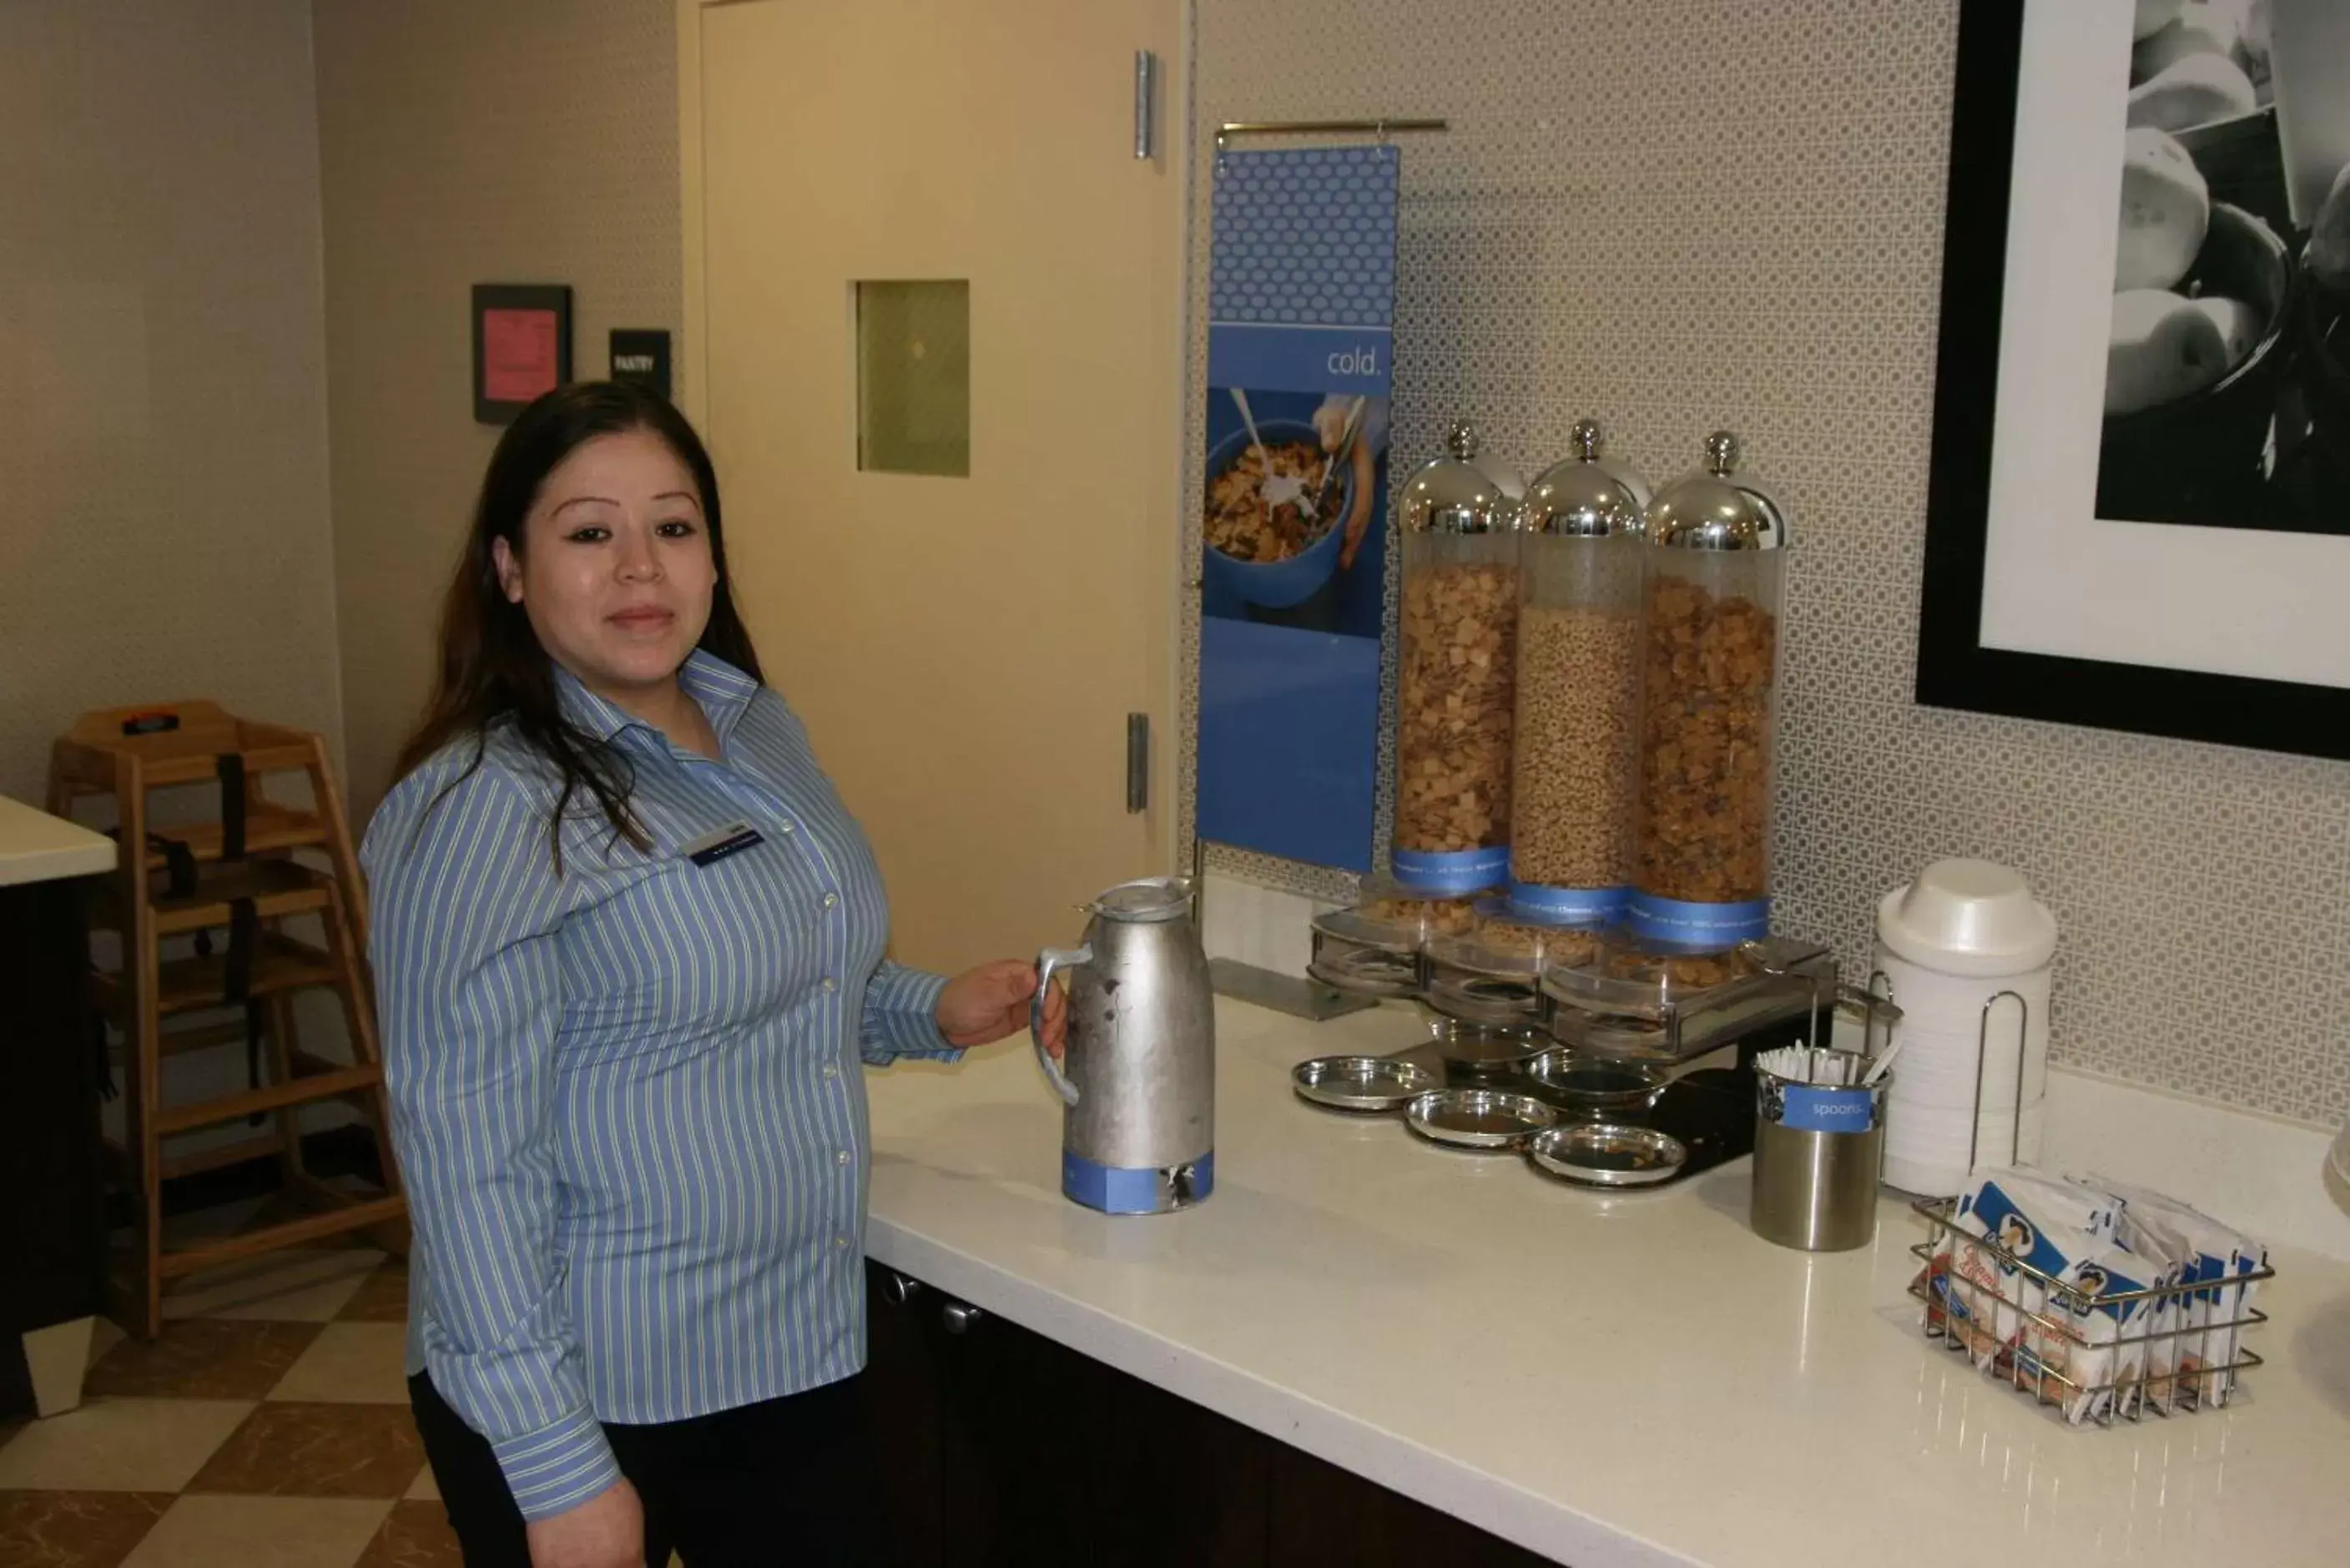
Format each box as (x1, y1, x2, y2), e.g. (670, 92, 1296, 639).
(1089, 876, 1194, 922)
(1400, 420, 1520, 535)
(1646, 431, 1788, 552)
(1524, 419, 1646, 539)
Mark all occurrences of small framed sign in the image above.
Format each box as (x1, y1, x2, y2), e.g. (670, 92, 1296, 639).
(609, 329, 673, 401)
(472, 284, 572, 425)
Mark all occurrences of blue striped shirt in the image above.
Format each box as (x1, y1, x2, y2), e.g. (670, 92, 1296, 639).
(362, 652, 956, 1520)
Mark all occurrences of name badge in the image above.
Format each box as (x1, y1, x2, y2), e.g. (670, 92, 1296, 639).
(682, 819, 766, 868)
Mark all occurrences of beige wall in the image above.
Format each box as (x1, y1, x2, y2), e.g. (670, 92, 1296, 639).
(313, 0, 683, 821)
(0, 0, 340, 805)
(1188, 0, 2350, 1130)
(13, 0, 2332, 1128)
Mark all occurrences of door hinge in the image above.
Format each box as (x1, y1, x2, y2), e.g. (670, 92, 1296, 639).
(1126, 713, 1150, 814)
(1132, 49, 1158, 160)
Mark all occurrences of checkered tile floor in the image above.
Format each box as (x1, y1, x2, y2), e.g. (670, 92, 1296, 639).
(0, 1198, 454, 1568)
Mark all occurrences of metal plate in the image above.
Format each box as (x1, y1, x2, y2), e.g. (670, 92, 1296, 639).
(1404, 1088, 1556, 1150)
(1291, 1055, 1440, 1113)
(1526, 1123, 1689, 1187)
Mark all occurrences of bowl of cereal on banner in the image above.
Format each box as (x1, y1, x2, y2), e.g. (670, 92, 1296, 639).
(1202, 419, 1354, 609)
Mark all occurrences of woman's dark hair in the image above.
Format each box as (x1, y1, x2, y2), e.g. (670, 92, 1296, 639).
(393, 381, 764, 866)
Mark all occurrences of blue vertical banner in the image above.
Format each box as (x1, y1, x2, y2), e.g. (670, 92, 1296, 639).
(1197, 146, 1398, 874)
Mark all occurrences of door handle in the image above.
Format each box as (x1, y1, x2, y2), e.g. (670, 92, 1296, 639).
(941, 1300, 984, 1335)
(880, 1272, 922, 1306)
(1133, 50, 1158, 160)
(1126, 712, 1149, 814)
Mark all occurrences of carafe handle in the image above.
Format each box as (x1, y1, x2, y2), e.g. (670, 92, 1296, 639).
(1031, 945, 1090, 1107)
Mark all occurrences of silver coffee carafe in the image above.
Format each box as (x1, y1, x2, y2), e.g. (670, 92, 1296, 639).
(1030, 877, 1215, 1214)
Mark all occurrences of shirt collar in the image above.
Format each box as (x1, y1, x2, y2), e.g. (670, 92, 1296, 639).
(552, 649, 759, 750)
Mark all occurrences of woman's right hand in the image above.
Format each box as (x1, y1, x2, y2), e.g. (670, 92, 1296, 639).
(527, 1479, 647, 1568)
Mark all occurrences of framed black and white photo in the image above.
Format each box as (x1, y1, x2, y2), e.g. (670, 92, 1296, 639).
(1918, 0, 2350, 760)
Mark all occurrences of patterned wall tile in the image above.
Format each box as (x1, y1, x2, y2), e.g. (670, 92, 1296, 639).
(1184, 0, 2350, 1129)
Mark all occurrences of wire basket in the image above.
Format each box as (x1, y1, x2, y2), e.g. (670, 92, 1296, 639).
(1908, 1197, 2273, 1427)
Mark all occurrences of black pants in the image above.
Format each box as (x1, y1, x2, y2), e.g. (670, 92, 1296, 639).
(410, 1371, 879, 1567)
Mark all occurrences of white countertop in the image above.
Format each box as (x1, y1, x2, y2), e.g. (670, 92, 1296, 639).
(864, 996, 2350, 1568)
(0, 794, 115, 887)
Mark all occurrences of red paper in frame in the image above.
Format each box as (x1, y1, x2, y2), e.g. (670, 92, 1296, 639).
(482, 308, 561, 403)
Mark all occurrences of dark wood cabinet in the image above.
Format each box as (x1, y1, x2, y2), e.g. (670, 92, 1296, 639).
(862, 1267, 949, 1567)
(861, 1262, 1558, 1567)
(0, 877, 108, 1417)
(934, 1291, 1268, 1568)
(1262, 1441, 1556, 1568)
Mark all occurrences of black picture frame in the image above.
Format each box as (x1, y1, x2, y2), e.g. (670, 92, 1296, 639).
(1915, 0, 2350, 762)
(472, 284, 573, 426)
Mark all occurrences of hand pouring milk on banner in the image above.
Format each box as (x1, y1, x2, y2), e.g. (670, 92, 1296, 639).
(1030, 878, 1216, 1215)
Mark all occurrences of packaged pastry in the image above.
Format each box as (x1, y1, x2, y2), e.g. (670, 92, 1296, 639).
(2072, 1172, 2268, 1400)
(1966, 1166, 2122, 1241)
(1940, 1172, 2091, 1369)
(2108, 1202, 2193, 1412)
(2020, 1238, 2160, 1424)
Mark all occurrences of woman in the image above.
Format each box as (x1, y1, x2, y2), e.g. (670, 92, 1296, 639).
(364, 381, 1065, 1568)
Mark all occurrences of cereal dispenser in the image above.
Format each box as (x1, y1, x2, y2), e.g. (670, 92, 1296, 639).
(1509, 419, 1647, 924)
(1628, 432, 1788, 946)
(1391, 420, 1521, 894)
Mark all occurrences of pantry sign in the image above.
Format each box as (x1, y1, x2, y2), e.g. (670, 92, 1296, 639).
(1196, 145, 1399, 873)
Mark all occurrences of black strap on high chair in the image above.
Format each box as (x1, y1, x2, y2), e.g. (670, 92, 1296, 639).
(212, 752, 264, 1117)
(90, 748, 265, 1106)
(215, 752, 247, 860)
(220, 894, 269, 1123)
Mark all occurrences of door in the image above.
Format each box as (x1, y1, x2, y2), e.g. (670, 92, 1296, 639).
(681, 0, 1184, 971)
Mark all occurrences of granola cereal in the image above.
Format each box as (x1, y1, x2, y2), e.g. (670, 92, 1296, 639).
(1632, 572, 1776, 905)
(1397, 562, 1519, 855)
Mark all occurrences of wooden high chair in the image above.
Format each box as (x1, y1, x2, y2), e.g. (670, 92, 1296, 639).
(48, 700, 406, 1338)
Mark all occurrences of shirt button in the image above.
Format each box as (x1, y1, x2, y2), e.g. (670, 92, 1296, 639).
(823, 1064, 840, 1080)
(834, 1235, 850, 1250)
(822, 977, 838, 994)
(779, 821, 796, 834)
(836, 1149, 852, 1167)
(823, 893, 839, 910)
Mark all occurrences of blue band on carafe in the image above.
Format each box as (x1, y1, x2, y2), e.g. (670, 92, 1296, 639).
(1061, 1150, 1215, 1215)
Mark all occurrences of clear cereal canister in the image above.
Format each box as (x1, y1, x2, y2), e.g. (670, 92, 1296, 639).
(1509, 419, 1647, 924)
(1628, 431, 1788, 948)
(1392, 420, 1522, 894)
